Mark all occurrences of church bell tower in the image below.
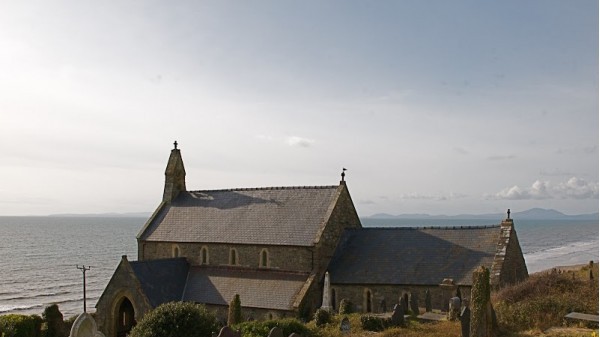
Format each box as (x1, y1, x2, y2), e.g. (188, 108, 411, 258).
(163, 141, 186, 203)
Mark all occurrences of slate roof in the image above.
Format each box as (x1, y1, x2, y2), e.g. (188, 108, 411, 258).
(129, 258, 189, 307)
(328, 226, 501, 286)
(139, 186, 341, 246)
(183, 266, 310, 311)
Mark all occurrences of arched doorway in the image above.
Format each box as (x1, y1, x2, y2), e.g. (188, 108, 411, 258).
(116, 297, 135, 337)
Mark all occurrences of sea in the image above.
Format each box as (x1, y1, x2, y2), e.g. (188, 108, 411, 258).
(0, 216, 597, 318)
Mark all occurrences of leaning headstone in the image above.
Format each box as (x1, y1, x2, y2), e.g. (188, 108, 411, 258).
(470, 266, 493, 337)
(460, 306, 470, 337)
(340, 317, 351, 335)
(409, 292, 419, 315)
(218, 326, 241, 337)
(268, 327, 283, 337)
(69, 313, 105, 337)
(391, 304, 404, 327)
(379, 299, 387, 313)
(425, 290, 432, 312)
(448, 297, 461, 321)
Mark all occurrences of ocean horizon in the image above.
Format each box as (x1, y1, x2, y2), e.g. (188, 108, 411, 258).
(0, 216, 597, 318)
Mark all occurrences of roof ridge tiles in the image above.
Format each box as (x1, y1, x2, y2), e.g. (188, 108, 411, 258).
(188, 185, 339, 193)
(353, 224, 501, 230)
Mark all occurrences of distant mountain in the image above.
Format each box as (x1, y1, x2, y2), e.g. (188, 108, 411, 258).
(368, 208, 598, 220)
(48, 212, 151, 218)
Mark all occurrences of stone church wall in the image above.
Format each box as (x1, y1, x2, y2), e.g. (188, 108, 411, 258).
(498, 225, 528, 286)
(139, 241, 314, 272)
(330, 284, 470, 314)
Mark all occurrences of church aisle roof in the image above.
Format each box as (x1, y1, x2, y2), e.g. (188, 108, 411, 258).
(328, 226, 501, 286)
(139, 186, 341, 246)
(183, 266, 310, 311)
(129, 258, 189, 307)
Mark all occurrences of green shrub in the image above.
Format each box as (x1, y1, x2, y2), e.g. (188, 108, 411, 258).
(0, 314, 41, 337)
(235, 318, 311, 337)
(338, 299, 353, 315)
(313, 309, 331, 327)
(129, 301, 219, 337)
(359, 315, 389, 332)
(228, 294, 242, 326)
(42, 304, 64, 337)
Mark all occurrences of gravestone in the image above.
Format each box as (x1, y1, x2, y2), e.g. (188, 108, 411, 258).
(448, 297, 461, 321)
(439, 279, 457, 312)
(379, 299, 387, 313)
(409, 292, 419, 315)
(460, 306, 470, 337)
(69, 313, 105, 337)
(470, 266, 493, 337)
(425, 290, 432, 312)
(218, 326, 241, 337)
(456, 288, 462, 302)
(268, 327, 283, 337)
(399, 295, 407, 315)
(340, 317, 351, 334)
(391, 304, 404, 327)
(403, 293, 409, 311)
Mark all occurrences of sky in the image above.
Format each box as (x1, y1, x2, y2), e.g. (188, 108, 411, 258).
(0, 1, 598, 217)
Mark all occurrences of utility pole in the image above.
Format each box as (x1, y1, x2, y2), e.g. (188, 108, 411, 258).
(76, 265, 91, 313)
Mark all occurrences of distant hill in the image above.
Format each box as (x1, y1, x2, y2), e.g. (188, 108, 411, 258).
(368, 208, 598, 220)
(48, 212, 151, 218)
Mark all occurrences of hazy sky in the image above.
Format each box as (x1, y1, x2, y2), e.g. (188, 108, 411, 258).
(1, 1, 598, 216)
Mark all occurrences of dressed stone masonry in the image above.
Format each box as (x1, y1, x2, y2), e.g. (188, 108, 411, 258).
(95, 143, 528, 337)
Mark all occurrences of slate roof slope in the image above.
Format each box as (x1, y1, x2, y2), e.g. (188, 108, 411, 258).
(139, 186, 341, 246)
(183, 266, 310, 311)
(328, 226, 501, 286)
(129, 258, 189, 307)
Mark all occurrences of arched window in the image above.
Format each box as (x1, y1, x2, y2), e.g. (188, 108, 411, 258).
(116, 297, 135, 337)
(172, 245, 180, 258)
(229, 248, 238, 265)
(331, 288, 337, 311)
(201, 246, 209, 265)
(364, 289, 372, 313)
(259, 249, 269, 268)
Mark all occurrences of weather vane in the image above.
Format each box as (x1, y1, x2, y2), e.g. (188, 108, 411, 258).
(341, 168, 347, 182)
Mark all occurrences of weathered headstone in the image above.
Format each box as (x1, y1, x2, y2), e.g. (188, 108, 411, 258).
(425, 289, 432, 312)
(379, 299, 387, 313)
(340, 317, 351, 334)
(218, 326, 241, 337)
(460, 306, 470, 337)
(403, 293, 409, 312)
(439, 278, 457, 312)
(409, 292, 419, 315)
(448, 297, 461, 321)
(268, 327, 283, 337)
(470, 266, 493, 337)
(456, 288, 462, 302)
(391, 304, 404, 327)
(69, 313, 105, 337)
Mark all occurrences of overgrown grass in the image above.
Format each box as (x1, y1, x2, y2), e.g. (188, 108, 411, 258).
(493, 264, 599, 332)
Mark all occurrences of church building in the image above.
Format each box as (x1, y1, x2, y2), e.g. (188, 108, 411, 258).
(95, 143, 528, 337)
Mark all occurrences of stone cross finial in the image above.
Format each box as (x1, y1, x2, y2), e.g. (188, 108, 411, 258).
(341, 168, 347, 182)
(174, 141, 178, 149)
(507, 208, 511, 219)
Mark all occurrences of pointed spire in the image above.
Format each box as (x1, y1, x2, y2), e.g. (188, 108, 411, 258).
(163, 141, 186, 203)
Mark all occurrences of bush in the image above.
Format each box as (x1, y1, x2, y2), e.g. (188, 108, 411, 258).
(42, 304, 65, 337)
(235, 318, 311, 337)
(359, 315, 389, 332)
(129, 301, 219, 337)
(0, 314, 41, 337)
(228, 294, 242, 326)
(313, 309, 331, 327)
(338, 299, 353, 315)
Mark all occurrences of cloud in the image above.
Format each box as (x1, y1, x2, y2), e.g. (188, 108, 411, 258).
(285, 136, 315, 148)
(492, 177, 599, 200)
(487, 154, 516, 161)
(399, 192, 468, 201)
